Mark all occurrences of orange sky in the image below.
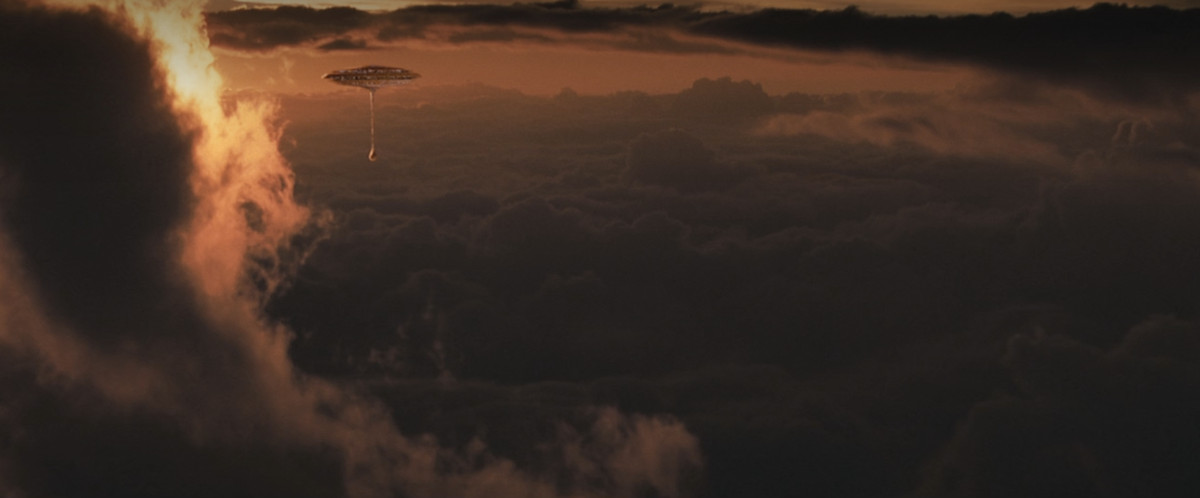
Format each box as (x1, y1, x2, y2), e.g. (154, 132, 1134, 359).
(214, 38, 975, 96)
(212, 0, 1190, 16)
(48, 0, 1176, 97)
(199, 0, 1164, 97)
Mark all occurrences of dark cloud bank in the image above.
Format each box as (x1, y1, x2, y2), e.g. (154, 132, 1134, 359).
(269, 67, 1200, 497)
(3, 2, 1200, 498)
(207, 2, 1200, 100)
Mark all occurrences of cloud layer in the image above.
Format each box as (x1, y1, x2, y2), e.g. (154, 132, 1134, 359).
(267, 69, 1200, 496)
(206, 2, 1200, 99)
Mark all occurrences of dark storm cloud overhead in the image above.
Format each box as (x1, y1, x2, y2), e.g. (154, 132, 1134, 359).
(206, 5, 373, 51)
(692, 4, 1200, 99)
(205, 1, 688, 47)
(317, 36, 373, 50)
(206, 3, 1200, 99)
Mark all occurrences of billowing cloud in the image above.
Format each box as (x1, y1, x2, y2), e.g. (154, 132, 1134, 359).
(0, 2, 702, 497)
(266, 66, 1199, 496)
(926, 316, 1200, 497)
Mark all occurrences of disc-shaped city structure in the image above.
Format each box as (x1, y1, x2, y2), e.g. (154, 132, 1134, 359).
(323, 66, 420, 161)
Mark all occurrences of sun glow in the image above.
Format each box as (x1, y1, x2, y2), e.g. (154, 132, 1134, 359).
(117, 0, 311, 301)
(0, 3, 701, 496)
(31, 3, 542, 496)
